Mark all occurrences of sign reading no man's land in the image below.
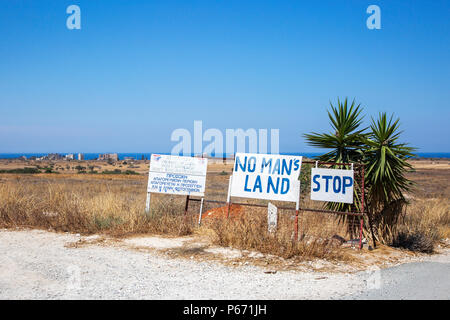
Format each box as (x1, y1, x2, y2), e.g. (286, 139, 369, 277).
(147, 154, 208, 197)
(230, 153, 303, 202)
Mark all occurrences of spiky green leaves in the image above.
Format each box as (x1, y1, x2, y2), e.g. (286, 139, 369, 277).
(303, 99, 417, 242)
(303, 97, 367, 164)
(363, 113, 416, 204)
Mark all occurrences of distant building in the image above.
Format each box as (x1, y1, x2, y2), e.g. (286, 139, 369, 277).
(97, 153, 118, 162)
(19, 155, 27, 161)
(64, 154, 74, 160)
(35, 153, 64, 161)
(47, 153, 64, 161)
(77, 153, 84, 161)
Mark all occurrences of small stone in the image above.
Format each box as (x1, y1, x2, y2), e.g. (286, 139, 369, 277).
(264, 270, 277, 274)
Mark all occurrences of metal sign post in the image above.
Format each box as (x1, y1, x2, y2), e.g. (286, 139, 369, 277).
(303, 160, 366, 249)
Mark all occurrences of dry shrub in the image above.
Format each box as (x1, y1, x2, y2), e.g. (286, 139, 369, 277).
(391, 229, 435, 253)
(0, 179, 192, 236)
(388, 197, 449, 252)
(205, 208, 347, 260)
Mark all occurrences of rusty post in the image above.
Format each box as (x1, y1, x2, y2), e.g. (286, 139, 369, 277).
(359, 165, 365, 249)
(294, 180, 301, 241)
(359, 218, 364, 249)
(184, 195, 190, 215)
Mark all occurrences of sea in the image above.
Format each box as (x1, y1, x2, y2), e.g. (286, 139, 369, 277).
(0, 152, 449, 160)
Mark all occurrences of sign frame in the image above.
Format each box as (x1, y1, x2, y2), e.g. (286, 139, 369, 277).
(225, 153, 302, 233)
(167, 159, 369, 250)
(310, 167, 355, 204)
(227, 153, 303, 204)
(145, 154, 208, 213)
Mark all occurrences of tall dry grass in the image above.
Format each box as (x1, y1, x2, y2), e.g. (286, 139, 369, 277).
(1, 173, 448, 258)
(0, 177, 192, 236)
(386, 197, 449, 252)
(203, 208, 349, 260)
(0, 176, 353, 260)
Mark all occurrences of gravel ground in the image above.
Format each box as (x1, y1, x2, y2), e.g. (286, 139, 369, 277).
(0, 229, 448, 300)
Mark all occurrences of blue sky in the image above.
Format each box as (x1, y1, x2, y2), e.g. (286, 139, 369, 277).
(1, 0, 449, 153)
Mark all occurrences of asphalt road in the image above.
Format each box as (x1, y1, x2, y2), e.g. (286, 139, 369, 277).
(345, 260, 450, 299)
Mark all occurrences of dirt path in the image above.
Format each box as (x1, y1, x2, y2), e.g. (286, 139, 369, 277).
(0, 229, 448, 299)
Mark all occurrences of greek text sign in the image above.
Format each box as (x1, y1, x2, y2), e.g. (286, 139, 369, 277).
(230, 153, 302, 202)
(310, 168, 354, 204)
(147, 154, 207, 196)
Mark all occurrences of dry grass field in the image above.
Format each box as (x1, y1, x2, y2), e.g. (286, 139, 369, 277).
(0, 158, 448, 261)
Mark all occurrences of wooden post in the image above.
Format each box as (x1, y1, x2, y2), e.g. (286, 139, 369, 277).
(294, 210, 299, 241)
(145, 192, 151, 214)
(198, 198, 204, 226)
(226, 176, 233, 219)
(184, 195, 190, 215)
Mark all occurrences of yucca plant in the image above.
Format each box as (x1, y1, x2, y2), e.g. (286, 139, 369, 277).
(303, 98, 367, 237)
(303, 97, 367, 164)
(304, 100, 416, 244)
(363, 113, 416, 243)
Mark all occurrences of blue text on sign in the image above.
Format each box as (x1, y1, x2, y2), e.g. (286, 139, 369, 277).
(312, 175, 353, 194)
(235, 156, 300, 175)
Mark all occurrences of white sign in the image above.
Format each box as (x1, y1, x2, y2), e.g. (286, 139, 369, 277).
(147, 154, 208, 197)
(229, 153, 302, 202)
(267, 202, 278, 233)
(310, 168, 354, 204)
(149, 154, 207, 176)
